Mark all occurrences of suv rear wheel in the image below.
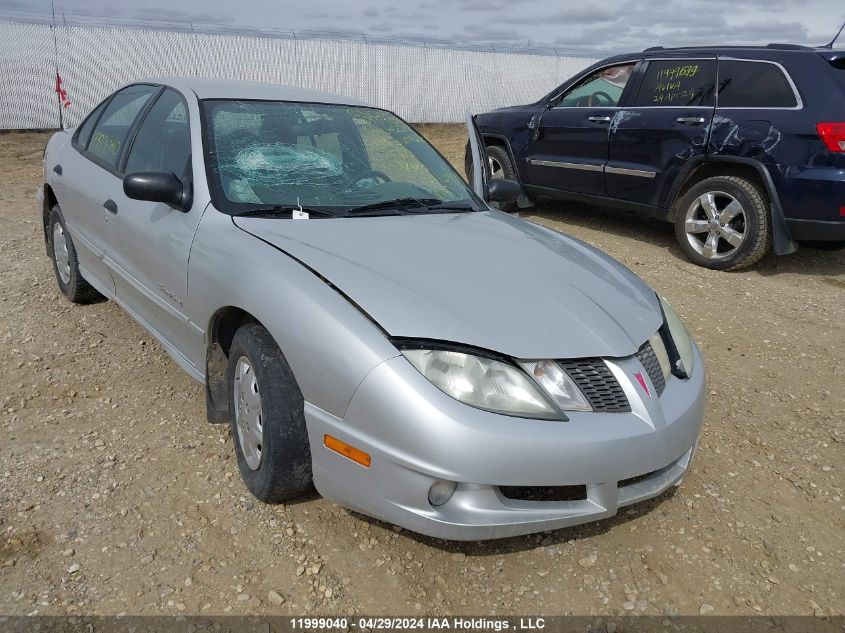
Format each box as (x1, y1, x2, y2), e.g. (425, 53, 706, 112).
(674, 176, 771, 270)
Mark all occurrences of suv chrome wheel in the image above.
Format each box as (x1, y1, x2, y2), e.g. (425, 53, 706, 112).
(233, 356, 263, 470)
(52, 222, 71, 284)
(684, 191, 747, 260)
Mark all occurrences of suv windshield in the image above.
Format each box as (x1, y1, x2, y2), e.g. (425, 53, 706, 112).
(201, 99, 482, 216)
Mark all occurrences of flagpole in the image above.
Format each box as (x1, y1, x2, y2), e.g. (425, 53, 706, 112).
(51, 0, 63, 129)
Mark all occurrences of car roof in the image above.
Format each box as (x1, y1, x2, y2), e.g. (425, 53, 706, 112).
(142, 77, 369, 106)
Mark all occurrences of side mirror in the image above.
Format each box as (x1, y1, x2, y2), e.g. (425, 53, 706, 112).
(123, 171, 190, 211)
(488, 178, 522, 204)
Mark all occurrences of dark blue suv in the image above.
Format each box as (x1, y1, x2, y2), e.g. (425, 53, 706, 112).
(468, 44, 845, 269)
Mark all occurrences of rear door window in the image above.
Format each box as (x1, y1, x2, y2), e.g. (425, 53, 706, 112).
(634, 60, 716, 107)
(87, 84, 158, 170)
(716, 60, 798, 108)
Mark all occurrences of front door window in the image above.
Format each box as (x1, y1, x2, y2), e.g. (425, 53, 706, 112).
(556, 63, 636, 108)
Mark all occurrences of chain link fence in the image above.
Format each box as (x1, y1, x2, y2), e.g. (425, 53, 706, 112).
(0, 16, 602, 129)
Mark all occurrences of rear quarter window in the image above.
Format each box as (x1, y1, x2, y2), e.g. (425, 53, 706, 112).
(717, 60, 798, 108)
(634, 60, 716, 107)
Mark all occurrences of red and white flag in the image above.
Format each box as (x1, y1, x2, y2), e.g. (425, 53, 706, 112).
(54, 73, 71, 109)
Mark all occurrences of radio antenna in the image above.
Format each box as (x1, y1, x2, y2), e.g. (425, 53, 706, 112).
(822, 18, 845, 48)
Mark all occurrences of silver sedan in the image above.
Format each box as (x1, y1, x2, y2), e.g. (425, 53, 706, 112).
(38, 78, 705, 540)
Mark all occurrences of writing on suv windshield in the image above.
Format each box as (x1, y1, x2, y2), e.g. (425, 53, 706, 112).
(202, 100, 481, 216)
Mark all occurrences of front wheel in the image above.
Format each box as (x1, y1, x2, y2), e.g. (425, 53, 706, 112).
(673, 176, 771, 270)
(228, 323, 313, 502)
(464, 143, 520, 212)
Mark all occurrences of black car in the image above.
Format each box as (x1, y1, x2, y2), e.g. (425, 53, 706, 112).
(468, 44, 845, 270)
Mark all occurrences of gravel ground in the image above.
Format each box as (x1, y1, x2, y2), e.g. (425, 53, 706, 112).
(0, 128, 842, 617)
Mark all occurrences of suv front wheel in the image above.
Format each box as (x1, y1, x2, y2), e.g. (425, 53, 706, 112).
(673, 175, 771, 271)
(464, 143, 520, 212)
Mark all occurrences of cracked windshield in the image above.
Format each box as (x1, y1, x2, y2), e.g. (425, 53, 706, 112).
(202, 100, 479, 215)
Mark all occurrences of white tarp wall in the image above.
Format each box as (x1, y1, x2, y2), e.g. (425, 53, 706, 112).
(0, 19, 599, 129)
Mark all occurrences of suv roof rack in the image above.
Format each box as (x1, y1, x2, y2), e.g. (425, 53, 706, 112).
(765, 43, 812, 50)
(642, 43, 813, 53)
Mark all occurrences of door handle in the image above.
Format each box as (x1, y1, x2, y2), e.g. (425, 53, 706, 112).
(676, 116, 706, 125)
(103, 199, 118, 214)
(588, 116, 612, 123)
(52, 164, 62, 176)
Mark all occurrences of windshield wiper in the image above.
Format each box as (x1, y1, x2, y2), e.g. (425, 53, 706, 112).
(234, 206, 338, 219)
(418, 201, 478, 213)
(344, 198, 442, 216)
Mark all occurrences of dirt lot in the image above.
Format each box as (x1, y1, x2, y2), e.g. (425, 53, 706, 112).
(0, 127, 842, 617)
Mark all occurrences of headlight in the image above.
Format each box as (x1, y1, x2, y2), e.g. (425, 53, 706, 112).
(401, 349, 561, 418)
(648, 332, 672, 383)
(518, 360, 592, 411)
(659, 296, 694, 378)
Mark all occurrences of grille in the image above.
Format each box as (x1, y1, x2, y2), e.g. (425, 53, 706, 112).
(635, 341, 666, 396)
(499, 485, 587, 502)
(558, 359, 631, 412)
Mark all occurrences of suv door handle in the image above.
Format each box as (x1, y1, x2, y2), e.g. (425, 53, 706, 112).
(676, 116, 706, 125)
(52, 164, 62, 176)
(588, 116, 612, 123)
(103, 199, 118, 214)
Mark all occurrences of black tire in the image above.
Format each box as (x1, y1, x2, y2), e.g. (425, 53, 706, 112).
(227, 322, 312, 502)
(800, 240, 845, 251)
(464, 142, 520, 212)
(673, 175, 771, 271)
(48, 205, 101, 304)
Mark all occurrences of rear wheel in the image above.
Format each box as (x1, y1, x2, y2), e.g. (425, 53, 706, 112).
(48, 205, 101, 303)
(673, 176, 771, 270)
(228, 323, 312, 502)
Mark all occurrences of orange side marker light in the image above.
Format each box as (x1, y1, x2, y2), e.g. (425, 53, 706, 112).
(324, 434, 371, 468)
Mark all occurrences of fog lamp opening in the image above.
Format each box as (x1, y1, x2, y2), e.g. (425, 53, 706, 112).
(428, 479, 457, 507)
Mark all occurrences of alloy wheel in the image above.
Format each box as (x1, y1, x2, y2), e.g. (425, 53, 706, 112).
(488, 156, 504, 179)
(683, 191, 747, 260)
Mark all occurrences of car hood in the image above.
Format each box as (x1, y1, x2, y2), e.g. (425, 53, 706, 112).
(233, 211, 662, 359)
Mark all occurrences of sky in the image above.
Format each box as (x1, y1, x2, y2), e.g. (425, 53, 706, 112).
(5, 0, 845, 53)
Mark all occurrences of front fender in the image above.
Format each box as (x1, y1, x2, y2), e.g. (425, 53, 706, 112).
(187, 209, 400, 419)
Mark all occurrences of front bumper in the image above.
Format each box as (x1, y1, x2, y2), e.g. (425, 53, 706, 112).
(305, 345, 706, 541)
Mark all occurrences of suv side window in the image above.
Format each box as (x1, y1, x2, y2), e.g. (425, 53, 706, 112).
(87, 85, 158, 170)
(634, 60, 716, 107)
(75, 99, 110, 150)
(717, 60, 798, 108)
(125, 89, 191, 178)
(556, 63, 636, 108)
